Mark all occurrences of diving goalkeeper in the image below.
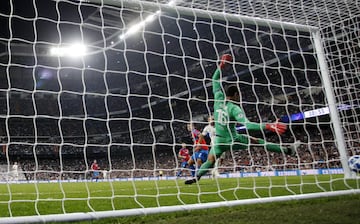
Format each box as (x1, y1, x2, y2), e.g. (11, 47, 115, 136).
(185, 54, 300, 185)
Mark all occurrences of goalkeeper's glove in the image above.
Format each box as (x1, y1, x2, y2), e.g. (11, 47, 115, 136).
(265, 122, 287, 135)
(219, 54, 233, 69)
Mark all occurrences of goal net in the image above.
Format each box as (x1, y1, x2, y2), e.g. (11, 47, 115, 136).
(0, 0, 359, 222)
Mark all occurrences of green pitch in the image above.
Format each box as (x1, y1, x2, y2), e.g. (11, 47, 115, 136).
(0, 174, 358, 218)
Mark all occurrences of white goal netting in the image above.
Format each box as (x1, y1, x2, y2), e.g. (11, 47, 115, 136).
(0, 0, 359, 222)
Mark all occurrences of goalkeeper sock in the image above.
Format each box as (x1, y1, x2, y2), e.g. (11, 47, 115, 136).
(197, 160, 215, 177)
(257, 139, 283, 153)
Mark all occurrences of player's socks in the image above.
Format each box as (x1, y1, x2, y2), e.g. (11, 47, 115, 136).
(189, 165, 195, 177)
(258, 139, 300, 156)
(196, 160, 215, 177)
(257, 139, 283, 153)
(185, 161, 213, 185)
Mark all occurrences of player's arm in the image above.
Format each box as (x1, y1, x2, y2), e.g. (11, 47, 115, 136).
(231, 106, 264, 131)
(194, 140, 203, 151)
(197, 126, 210, 149)
(212, 68, 222, 95)
(212, 54, 233, 95)
(178, 151, 185, 159)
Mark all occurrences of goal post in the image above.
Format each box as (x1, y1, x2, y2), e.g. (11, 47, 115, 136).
(88, 0, 319, 33)
(311, 30, 353, 179)
(0, 0, 359, 223)
(0, 189, 359, 224)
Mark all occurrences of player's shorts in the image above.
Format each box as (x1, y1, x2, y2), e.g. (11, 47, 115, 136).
(210, 134, 250, 157)
(191, 153, 197, 161)
(192, 151, 206, 162)
(93, 171, 99, 178)
(196, 149, 208, 163)
(180, 161, 188, 168)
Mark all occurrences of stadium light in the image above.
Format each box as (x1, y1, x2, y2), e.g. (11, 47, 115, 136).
(119, 0, 177, 40)
(168, 0, 177, 6)
(119, 10, 161, 40)
(50, 43, 87, 57)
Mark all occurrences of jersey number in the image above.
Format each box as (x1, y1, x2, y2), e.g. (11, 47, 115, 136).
(216, 109, 228, 125)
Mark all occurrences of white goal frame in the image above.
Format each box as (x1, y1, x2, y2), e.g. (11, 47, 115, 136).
(0, 189, 358, 223)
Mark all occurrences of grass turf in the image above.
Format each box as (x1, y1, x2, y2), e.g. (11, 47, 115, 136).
(0, 174, 359, 223)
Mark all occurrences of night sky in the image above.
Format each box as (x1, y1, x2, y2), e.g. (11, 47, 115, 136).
(0, 0, 320, 120)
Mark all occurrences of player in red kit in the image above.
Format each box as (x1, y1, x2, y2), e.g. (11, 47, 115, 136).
(90, 160, 100, 181)
(176, 143, 193, 177)
(186, 123, 209, 175)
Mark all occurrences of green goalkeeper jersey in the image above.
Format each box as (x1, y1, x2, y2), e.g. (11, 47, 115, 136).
(212, 68, 265, 139)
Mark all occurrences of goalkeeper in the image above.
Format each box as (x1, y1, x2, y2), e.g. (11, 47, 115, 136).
(185, 54, 300, 185)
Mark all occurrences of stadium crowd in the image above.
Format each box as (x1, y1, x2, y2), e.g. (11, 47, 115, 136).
(0, 60, 359, 181)
(0, 88, 356, 181)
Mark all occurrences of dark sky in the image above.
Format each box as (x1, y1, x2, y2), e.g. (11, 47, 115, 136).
(1, 0, 346, 148)
(0, 0, 320, 115)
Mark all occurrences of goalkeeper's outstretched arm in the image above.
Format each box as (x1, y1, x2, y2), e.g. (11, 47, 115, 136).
(212, 54, 233, 96)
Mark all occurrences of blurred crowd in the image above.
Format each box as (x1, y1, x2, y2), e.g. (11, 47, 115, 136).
(0, 69, 359, 181)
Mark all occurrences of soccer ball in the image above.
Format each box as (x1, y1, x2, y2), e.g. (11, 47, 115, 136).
(348, 155, 360, 172)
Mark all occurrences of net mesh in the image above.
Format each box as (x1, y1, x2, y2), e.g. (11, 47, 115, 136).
(0, 0, 359, 219)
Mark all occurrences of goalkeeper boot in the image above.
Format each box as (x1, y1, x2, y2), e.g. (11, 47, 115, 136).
(287, 140, 301, 156)
(184, 176, 201, 185)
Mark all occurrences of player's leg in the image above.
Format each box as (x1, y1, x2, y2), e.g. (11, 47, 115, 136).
(200, 149, 208, 164)
(188, 164, 195, 177)
(93, 171, 99, 181)
(233, 134, 299, 156)
(211, 152, 225, 178)
(176, 161, 186, 177)
(196, 153, 203, 168)
(185, 148, 221, 184)
(176, 169, 182, 177)
(196, 149, 208, 168)
(185, 154, 215, 184)
(249, 136, 299, 155)
(187, 156, 196, 177)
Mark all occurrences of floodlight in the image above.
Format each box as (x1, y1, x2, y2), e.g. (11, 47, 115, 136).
(70, 44, 87, 57)
(168, 0, 177, 6)
(50, 43, 87, 57)
(119, 8, 162, 40)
